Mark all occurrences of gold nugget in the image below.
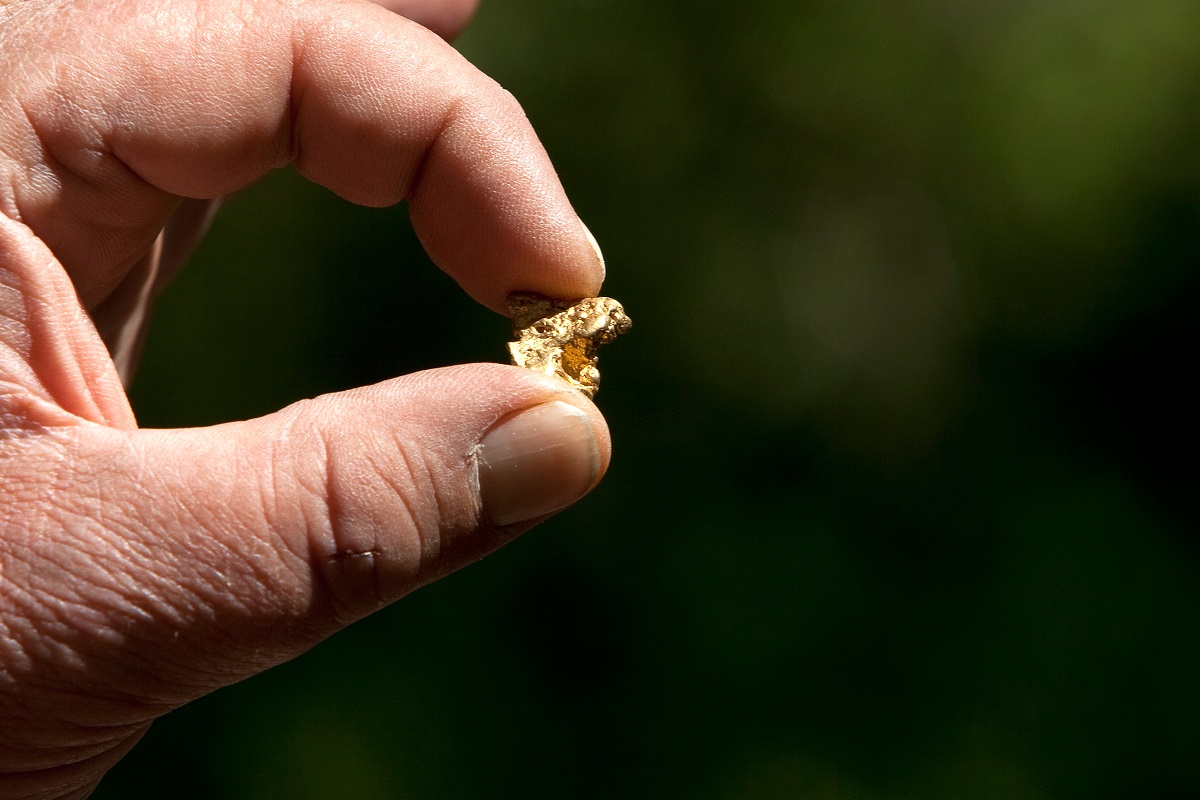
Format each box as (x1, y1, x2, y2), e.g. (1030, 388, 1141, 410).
(507, 293, 632, 398)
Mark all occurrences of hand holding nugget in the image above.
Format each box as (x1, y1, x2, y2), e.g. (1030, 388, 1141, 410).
(0, 0, 610, 794)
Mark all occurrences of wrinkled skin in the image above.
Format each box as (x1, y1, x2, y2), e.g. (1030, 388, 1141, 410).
(0, 0, 609, 796)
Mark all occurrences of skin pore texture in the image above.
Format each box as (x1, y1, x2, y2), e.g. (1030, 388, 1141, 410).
(0, 0, 610, 796)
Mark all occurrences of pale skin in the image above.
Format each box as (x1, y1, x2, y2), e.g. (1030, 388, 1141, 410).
(0, 0, 611, 796)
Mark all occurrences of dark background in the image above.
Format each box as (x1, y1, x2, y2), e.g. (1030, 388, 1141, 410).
(96, 0, 1198, 797)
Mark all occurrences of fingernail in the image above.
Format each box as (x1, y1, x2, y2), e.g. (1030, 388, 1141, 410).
(478, 401, 601, 527)
(581, 221, 605, 278)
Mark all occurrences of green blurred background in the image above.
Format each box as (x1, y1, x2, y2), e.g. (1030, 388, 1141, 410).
(95, 0, 1198, 797)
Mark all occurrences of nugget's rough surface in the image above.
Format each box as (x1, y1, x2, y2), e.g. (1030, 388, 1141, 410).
(507, 293, 632, 398)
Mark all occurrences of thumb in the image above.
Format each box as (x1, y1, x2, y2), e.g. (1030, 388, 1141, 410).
(1, 364, 609, 784)
(90, 365, 609, 689)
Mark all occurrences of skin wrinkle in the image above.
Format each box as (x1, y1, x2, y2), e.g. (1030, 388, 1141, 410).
(181, 462, 342, 663)
(0, 392, 85, 438)
(169, 483, 283, 627)
(0, 102, 61, 230)
(21, 493, 261, 708)
(369, 439, 422, 596)
(403, 87, 464, 216)
(286, 6, 496, 211)
(0, 173, 23, 223)
(0, 262, 33, 348)
(284, 8, 307, 165)
(80, 457, 225, 637)
(314, 425, 353, 617)
(95, 2, 293, 196)
(0, 728, 148, 799)
(5, 432, 279, 712)
(29, 721, 147, 760)
(6, 165, 175, 315)
(262, 407, 320, 595)
(274, 410, 323, 564)
(397, 433, 446, 580)
(56, 529, 167, 638)
(0, 684, 146, 762)
(18, 33, 119, 190)
(220, 421, 316, 619)
(314, 427, 395, 622)
(0, 224, 128, 426)
(6, 587, 192, 723)
(4, 3, 259, 316)
(157, 501, 270, 633)
(17, 56, 188, 309)
(146, 12, 252, 144)
(0, 596, 113, 739)
(0, 359, 35, 411)
(10, 547, 110, 672)
(15, 520, 165, 687)
(16, 509, 296, 728)
(199, 424, 319, 642)
(393, 440, 434, 561)
(243, 410, 347, 642)
(0, 549, 40, 681)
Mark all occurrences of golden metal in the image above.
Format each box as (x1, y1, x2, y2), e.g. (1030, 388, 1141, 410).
(507, 293, 631, 398)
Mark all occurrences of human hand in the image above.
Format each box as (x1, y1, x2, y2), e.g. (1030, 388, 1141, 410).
(0, 0, 609, 796)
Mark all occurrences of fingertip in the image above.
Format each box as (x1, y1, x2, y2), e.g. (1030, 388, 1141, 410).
(291, 0, 604, 314)
(477, 399, 601, 527)
(513, 370, 614, 485)
(438, 216, 609, 315)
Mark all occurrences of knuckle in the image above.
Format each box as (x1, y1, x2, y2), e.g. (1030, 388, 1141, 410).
(302, 422, 442, 624)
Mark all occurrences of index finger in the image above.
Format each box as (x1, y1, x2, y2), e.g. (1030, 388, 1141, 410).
(291, 3, 607, 311)
(14, 0, 604, 313)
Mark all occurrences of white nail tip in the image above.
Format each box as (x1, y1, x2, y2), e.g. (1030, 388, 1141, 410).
(581, 222, 605, 278)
